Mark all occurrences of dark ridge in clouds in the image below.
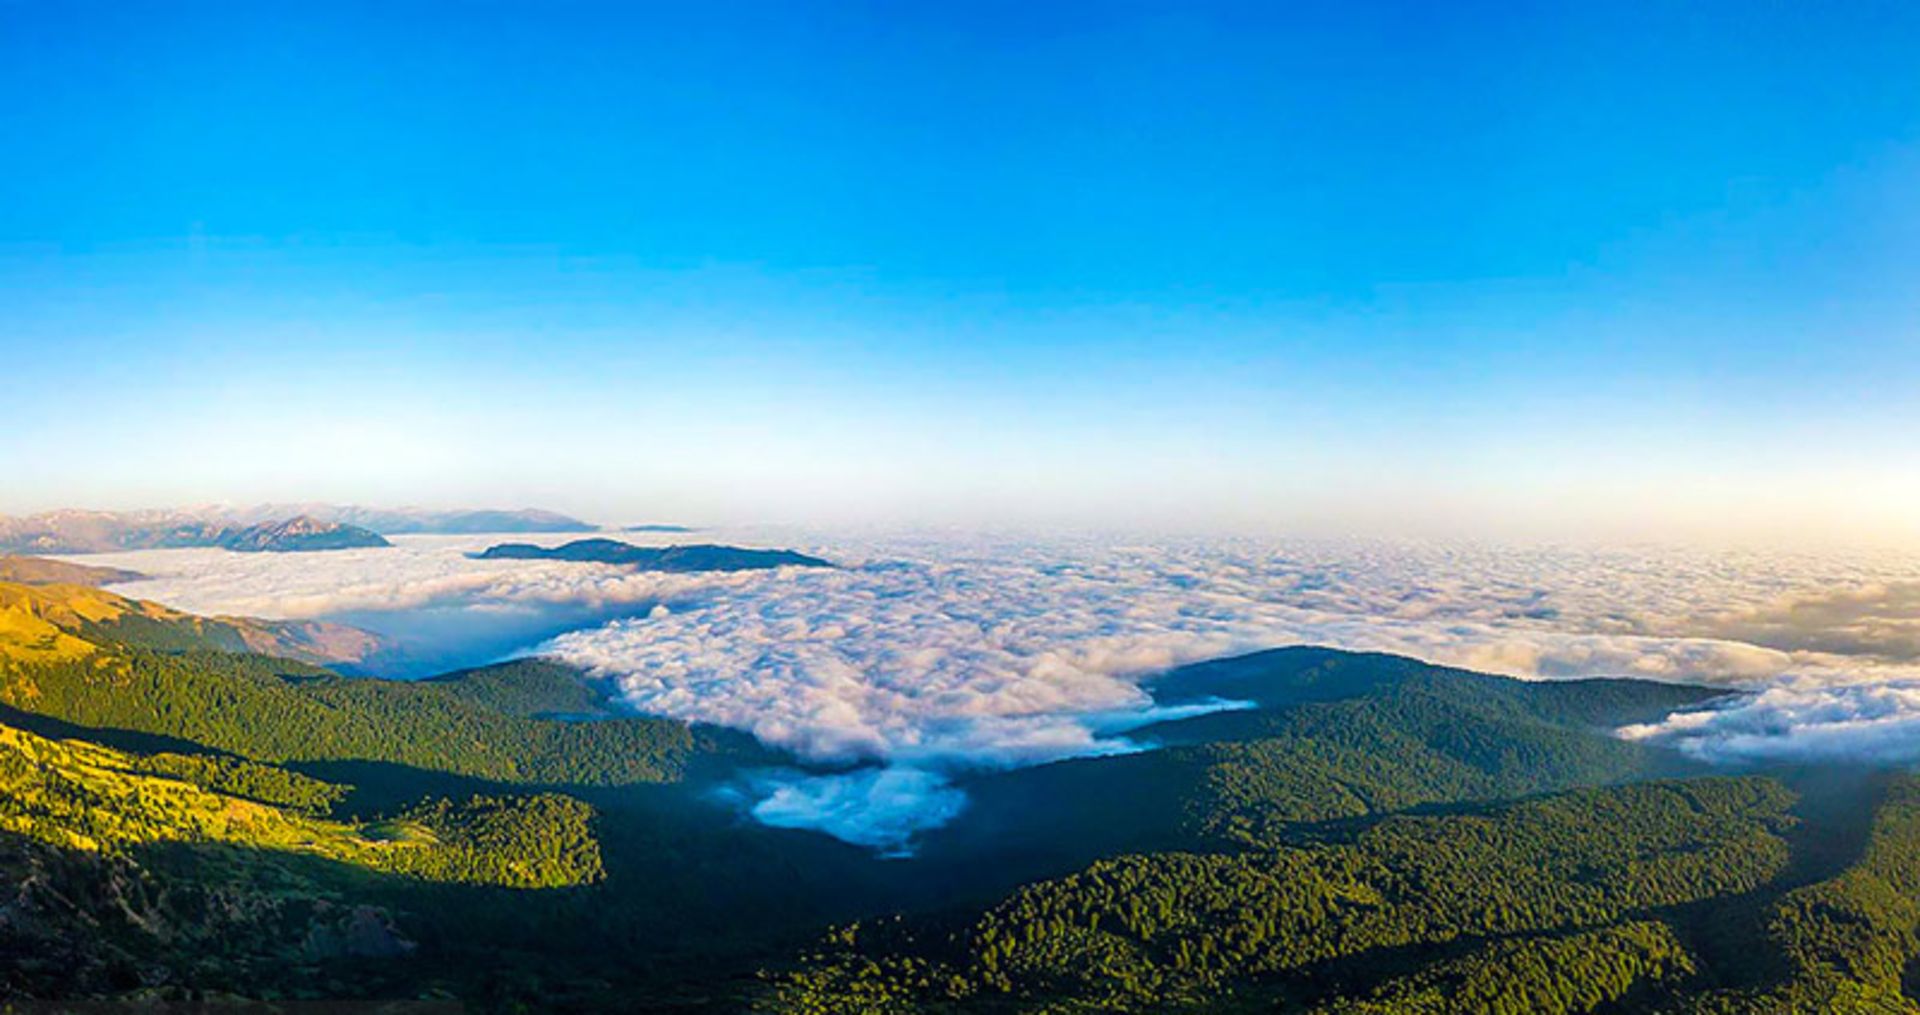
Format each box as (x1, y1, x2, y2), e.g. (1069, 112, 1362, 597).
(473, 539, 832, 572)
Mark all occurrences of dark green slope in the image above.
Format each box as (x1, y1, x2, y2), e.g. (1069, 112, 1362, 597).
(767, 778, 1800, 1013)
(756, 652, 1920, 1015)
(1676, 773, 1920, 1014)
(0, 582, 895, 1007)
(767, 772, 1920, 1015)
(1145, 645, 1720, 726)
(473, 538, 832, 571)
(916, 647, 1720, 878)
(0, 581, 773, 791)
(2, 649, 767, 787)
(423, 657, 623, 719)
(0, 600, 885, 1009)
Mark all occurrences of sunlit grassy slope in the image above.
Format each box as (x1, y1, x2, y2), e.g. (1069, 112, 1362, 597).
(0, 718, 601, 888)
(0, 582, 102, 663)
(0, 553, 145, 587)
(0, 578, 378, 668)
(0, 580, 768, 786)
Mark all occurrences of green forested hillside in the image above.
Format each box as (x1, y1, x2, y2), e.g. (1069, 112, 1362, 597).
(0, 578, 385, 668)
(1310, 920, 1697, 1014)
(916, 647, 1719, 875)
(0, 648, 761, 785)
(424, 656, 623, 718)
(0, 578, 779, 790)
(1679, 775, 1920, 1014)
(2, 586, 1918, 1014)
(0, 717, 602, 888)
(766, 772, 1920, 1014)
(768, 778, 1797, 1012)
(753, 651, 1920, 1015)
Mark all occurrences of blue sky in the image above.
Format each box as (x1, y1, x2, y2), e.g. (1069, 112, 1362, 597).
(3, 2, 1918, 542)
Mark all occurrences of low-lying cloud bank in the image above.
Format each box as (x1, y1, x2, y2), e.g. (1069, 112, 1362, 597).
(716, 698, 1254, 855)
(739, 768, 968, 856)
(67, 531, 1920, 851)
(1618, 681, 1920, 765)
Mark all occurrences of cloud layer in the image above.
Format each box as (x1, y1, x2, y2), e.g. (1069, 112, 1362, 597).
(741, 767, 969, 856)
(1618, 681, 1920, 765)
(71, 530, 1920, 849)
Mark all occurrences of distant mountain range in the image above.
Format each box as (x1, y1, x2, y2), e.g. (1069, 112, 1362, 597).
(230, 504, 597, 535)
(0, 504, 598, 554)
(0, 511, 390, 554)
(208, 515, 391, 552)
(473, 538, 832, 572)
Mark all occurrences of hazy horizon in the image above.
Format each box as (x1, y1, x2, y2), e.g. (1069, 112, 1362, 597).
(7, 497, 1920, 553)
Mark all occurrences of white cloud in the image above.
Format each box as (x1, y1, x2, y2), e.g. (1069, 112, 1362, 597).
(1617, 681, 1920, 765)
(742, 768, 968, 857)
(70, 529, 1920, 849)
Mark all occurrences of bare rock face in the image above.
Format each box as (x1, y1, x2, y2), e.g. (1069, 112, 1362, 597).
(302, 904, 418, 960)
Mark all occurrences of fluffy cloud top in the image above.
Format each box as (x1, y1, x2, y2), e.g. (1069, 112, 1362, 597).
(72, 530, 1920, 849)
(742, 768, 968, 856)
(1618, 681, 1920, 765)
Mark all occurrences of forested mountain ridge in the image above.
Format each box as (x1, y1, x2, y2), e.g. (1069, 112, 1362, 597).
(0, 585, 798, 1004)
(0, 581, 769, 787)
(0, 585, 1916, 1013)
(768, 771, 1920, 1014)
(758, 652, 1920, 1013)
(768, 777, 1802, 1012)
(0, 718, 601, 888)
(915, 647, 1725, 874)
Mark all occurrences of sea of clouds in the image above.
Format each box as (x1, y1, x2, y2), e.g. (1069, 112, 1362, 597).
(71, 530, 1920, 851)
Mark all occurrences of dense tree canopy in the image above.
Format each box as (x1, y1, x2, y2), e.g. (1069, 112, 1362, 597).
(1, 591, 1918, 1014)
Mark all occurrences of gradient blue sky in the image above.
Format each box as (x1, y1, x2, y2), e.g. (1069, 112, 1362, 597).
(3, 1, 1918, 542)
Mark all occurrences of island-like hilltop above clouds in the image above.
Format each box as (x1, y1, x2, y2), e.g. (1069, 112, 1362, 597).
(0, 504, 596, 554)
